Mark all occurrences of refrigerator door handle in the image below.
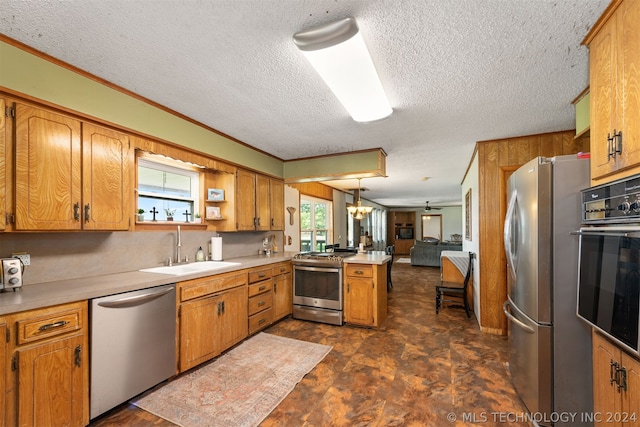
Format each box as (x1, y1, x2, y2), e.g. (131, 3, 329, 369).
(503, 297, 535, 334)
(504, 191, 518, 280)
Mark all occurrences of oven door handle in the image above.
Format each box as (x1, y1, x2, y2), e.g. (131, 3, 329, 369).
(293, 265, 341, 273)
(571, 230, 629, 237)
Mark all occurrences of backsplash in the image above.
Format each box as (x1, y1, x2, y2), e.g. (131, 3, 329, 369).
(0, 230, 281, 285)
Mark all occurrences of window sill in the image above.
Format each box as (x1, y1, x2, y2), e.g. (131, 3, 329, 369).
(135, 221, 208, 231)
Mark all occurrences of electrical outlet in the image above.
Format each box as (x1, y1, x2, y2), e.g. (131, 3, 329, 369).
(12, 252, 30, 266)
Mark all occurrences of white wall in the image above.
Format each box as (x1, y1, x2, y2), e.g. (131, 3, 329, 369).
(413, 207, 463, 241)
(462, 153, 480, 325)
(284, 185, 300, 252)
(333, 189, 349, 248)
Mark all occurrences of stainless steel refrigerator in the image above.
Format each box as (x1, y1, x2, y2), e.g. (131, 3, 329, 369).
(503, 155, 592, 425)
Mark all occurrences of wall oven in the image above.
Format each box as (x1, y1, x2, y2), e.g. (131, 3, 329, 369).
(292, 250, 356, 326)
(577, 174, 640, 356)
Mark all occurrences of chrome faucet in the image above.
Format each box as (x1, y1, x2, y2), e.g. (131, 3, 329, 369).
(176, 225, 182, 264)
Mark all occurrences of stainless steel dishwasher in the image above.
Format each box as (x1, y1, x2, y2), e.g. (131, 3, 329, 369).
(90, 283, 176, 419)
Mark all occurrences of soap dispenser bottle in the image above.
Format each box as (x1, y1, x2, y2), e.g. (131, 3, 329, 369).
(196, 246, 205, 262)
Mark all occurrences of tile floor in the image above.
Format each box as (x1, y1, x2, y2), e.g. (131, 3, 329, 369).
(90, 261, 530, 427)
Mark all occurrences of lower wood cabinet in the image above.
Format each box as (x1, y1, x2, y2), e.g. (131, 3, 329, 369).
(344, 263, 387, 328)
(178, 271, 248, 373)
(0, 321, 6, 425)
(592, 329, 640, 427)
(271, 262, 292, 321)
(2, 301, 89, 427)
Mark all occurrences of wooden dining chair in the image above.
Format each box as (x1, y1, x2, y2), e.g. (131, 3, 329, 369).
(385, 245, 395, 290)
(435, 252, 474, 317)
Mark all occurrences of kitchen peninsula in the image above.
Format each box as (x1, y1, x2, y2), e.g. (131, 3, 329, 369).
(343, 251, 391, 328)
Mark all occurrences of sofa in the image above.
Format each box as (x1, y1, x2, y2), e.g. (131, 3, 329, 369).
(410, 239, 463, 267)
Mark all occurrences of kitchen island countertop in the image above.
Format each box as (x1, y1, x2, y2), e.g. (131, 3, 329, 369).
(343, 251, 392, 265)
(0, 252, 296, 315)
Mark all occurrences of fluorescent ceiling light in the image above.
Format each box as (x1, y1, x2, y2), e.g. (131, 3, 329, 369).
(293, 17, 392, 123)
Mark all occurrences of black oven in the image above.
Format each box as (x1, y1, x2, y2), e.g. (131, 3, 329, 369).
(578, 174, 640, 356)
(577, 227, 640, 355)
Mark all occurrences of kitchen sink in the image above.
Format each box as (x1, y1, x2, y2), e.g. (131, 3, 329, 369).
(139, 261, 241, 276)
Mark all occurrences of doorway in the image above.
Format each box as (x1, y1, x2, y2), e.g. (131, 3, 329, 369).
(421, 214, 442, 240)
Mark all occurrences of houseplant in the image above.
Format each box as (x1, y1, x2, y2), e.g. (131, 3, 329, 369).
(137, 209, 145, 222)
(194, 212, 202, 224)
(164, 208, 176, 221)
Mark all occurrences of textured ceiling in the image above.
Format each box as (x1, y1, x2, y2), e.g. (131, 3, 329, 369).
(0, 0, 610, 208)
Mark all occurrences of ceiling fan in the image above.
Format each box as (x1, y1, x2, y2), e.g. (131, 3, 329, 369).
(424, 201, 441, 211)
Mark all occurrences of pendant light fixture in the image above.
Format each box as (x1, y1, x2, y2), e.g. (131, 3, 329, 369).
(347, 178, 373, 219)
(293, 17, 392, 123)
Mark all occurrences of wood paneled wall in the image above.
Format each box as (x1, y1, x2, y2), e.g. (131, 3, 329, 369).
(477, 130, 589, 334)
(289, 182, 334, 201)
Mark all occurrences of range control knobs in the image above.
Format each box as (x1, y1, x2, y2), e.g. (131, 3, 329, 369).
(618, 199, 631, 214)
(631, 199, 640, 213)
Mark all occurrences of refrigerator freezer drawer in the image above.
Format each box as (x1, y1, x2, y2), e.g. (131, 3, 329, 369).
(504, 298, 552, 419)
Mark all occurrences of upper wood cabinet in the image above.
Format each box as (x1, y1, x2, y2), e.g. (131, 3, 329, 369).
(14, 104, 132, 230)
(0, 98, 6, 231)
(586, 0, 640, 182)
(235, 168, 284, 231)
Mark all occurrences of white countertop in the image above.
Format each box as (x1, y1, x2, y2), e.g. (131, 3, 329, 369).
(0, 252, 296, 315)
(343, 251, 392, 265)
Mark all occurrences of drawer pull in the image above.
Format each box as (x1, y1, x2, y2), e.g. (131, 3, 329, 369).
(354, 270, 364, 275)
(258, 301, 266, 307)
(258, 273, 266, 278)
(258, 286, 266, 291)
(258, 318, 266, 325)
(38, 320, 69, 331)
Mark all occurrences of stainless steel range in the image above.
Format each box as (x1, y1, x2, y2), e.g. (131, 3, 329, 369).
(292, 250, 357, 325)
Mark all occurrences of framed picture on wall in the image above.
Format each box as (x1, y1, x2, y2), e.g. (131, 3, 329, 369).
(206, 206, 221, 219)
(465, 189, 472, 241)
(207, 188, 225, 201)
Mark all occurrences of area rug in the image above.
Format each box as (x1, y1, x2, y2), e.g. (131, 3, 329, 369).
(132, 332, 332, 427)
(396, 257, 411, 264)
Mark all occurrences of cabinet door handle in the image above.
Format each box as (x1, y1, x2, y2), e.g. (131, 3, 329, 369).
(84, 203, 91, 222)
(608, 133, 615, 161)
(38, 320, 69, 331)
(617, 366, 627, 392)
(615, 130, 623, 156)
(74, 202, 80, 221)
(610, 359, 617, 385)
(74, 345, 82, 367)
(274, 283, 277, 293)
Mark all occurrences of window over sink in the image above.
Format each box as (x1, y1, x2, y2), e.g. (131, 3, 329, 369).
(137, 154, 201, 221)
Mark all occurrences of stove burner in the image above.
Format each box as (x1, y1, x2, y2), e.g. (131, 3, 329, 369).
(292, 251, 357, 266)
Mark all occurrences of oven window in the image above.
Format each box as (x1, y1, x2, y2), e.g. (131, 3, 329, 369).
(578, 234, 640, 351)
(294, 268, 341, 302)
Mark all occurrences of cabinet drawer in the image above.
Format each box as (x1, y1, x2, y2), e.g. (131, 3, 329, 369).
(248, 293, 273, 316)
(180, 271, 247, 301)
(345, 265, 373, 278)
(249, 308, 272, 335)
(249, 268, 272, 283)
(248, 279, 272, 297)
(272, 262, 291, 276)
(14, 304, 84, 345)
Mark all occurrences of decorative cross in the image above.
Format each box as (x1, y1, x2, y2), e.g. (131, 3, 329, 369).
(150, 207, 158, 222)
(183, 210, 191, 223)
